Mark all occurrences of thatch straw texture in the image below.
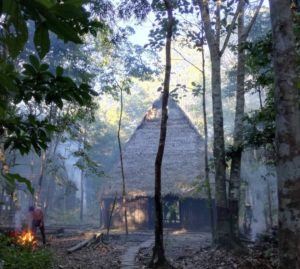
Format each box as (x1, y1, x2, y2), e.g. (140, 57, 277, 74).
(104, 98, 206, 198)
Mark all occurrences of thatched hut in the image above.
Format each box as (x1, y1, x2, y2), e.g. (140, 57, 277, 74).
(101, 98, 212, 231)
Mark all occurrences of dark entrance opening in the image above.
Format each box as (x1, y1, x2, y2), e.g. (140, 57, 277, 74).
(163, 196, 181, 228)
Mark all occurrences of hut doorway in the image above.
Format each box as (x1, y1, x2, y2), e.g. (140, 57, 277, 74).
(163, 197, 181, 227)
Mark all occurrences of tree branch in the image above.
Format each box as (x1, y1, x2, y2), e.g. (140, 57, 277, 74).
(220, 0, 244, 57)
(173, 48, 203, 73)
(198, 0, 216, 49)
(242, 0, 264, 40)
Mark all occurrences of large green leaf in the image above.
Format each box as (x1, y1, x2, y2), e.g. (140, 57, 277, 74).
(4, 173, 34, 195)
(29, 55, 40, 70)
(30, 0, 83, 43)
(4, 2, 28, 58)
(2, 0, 17, 16)
(51, 4, 86, 20)
(35, 0, 56, 8)
(34, 23, 50, 59)
(64, 0, 88, 7)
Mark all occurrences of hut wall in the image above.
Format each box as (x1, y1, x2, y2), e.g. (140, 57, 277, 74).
(102, 197, 213, 231)
(180, 198, 212, 231)
(102, 197, 149, 230)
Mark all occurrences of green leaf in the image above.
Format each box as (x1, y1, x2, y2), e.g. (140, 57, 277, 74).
(29, 55, 40, 70)
(2, 0, 17, 16)
(23, 64, 37, 76)
(4, 173, 35, 195)
(64, 0, 88, 7)
(51, 4, 86, 20)
(2, 0, 28, 58)
(40, 63, 50, 72)
(34, 23, 50, 59)
(0, 74, 17, 92)
(56, 66, 64, 76)
(35, 0, 56, 8)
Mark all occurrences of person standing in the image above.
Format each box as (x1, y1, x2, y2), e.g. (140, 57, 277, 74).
(28, 206, 46, 245)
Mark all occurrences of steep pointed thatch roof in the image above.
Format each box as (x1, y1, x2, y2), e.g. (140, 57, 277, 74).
(104, 97, 206, 198)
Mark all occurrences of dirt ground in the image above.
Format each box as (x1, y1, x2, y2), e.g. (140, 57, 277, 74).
(137, 230, 278, 269)
(49, 234, 122, 269)
(45, 229, 212, 269)
(41, 229, 277, 269)
(46, 230, 153, 269)
(137, 230, 212, 268)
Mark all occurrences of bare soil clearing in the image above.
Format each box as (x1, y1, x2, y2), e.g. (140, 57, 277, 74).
(47, 229, 152, 269)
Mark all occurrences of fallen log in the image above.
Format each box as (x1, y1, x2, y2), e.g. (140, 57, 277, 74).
(67, 238, 91, 254)
(67, 233, 104, 254)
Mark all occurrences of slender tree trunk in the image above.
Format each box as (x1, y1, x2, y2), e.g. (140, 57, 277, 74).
(210, 52, 230, 245)
(80, 127, 87, 222)
(258, 87, 263, 110)
(229, 0, 263, 240)
(106, 193, 117, 238)
(269, 1, 300, 268)
(198, 0, 236, 245)
(80, 166, 84, 221)
(117, 86, 128, 235)
(201, 26, 215, 240)
(36, 151, 46, 205)
(0, 187, 4, 217)
(229, 1, 246, 240)
(266, 179, 273, 229)
(151, 0, 173, 267)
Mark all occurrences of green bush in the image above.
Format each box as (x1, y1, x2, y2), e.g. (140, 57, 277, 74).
(0, 234, 52, 269)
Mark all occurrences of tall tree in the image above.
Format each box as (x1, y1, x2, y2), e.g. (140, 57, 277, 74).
(200, 24, 215, 240)
(197, 0, 242, 245)
(229, 0, 263, 240)
(117, 85, 129, 235)
(151, 0, 173, 267)
(269, 0, 300, 268)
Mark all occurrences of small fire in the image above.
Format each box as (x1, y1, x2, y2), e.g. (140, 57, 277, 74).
(17, 230, 37, 247)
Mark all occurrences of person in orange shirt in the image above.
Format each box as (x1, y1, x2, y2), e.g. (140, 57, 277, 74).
(29, 206, 46, 244)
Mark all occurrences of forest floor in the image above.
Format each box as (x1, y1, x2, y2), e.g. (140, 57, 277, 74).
(137, 230, 278, 269)
(42, 228, 278, 269)
(47, 229, 151, 269)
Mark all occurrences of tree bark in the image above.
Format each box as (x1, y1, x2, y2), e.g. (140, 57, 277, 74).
(201, 24, 215, 240)
(117, 86, 128, 235)
(36, 151, 46, 205)
(198, 0, 230, 245)
(269, 1, 300, 268)
(229, 0, 263, 240)
(229, 0, 246, 241)
(80, 126, 87, 222)
(80, 164, 84, 221)
(151, 0, 173, 267)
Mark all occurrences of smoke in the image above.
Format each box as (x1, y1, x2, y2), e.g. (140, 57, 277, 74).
(14, 189, 32, 231)
(241, 149, 277, 240)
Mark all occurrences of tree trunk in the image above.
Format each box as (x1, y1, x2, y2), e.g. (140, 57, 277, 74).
(151, 0, 173, 267)
(269, 1, 300, 268)
(117, 86, 128, 235)
(80, 127, 87, 222)
(210, 52, 230, 245)
(106, 193, 117, 238)
(198, 0, 242, 245)
(36, 151, 46, 205)
(80, 166, 84, 222)
(266, 179, 273, 230)
(229, 1, 246, 240)
(201, 25, 215, 240)
(229, 0, 263, 240)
